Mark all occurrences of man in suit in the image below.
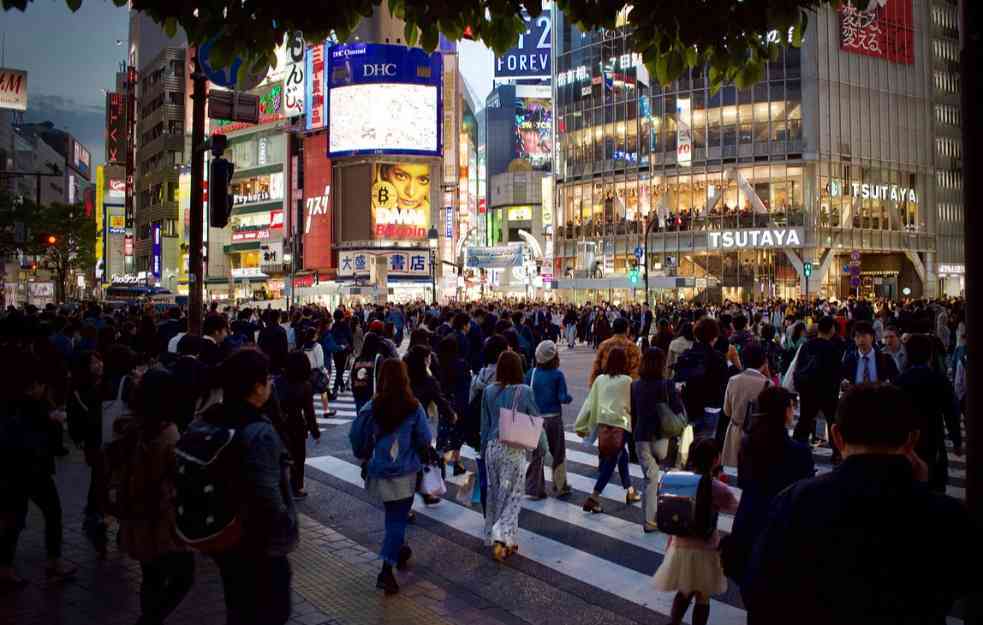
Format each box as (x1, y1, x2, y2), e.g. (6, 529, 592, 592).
(841, 321, 899, 387)
(792, 316, 844, 449)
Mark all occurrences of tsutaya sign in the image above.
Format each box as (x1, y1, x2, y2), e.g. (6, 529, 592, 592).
(829, 180, 917, 202)
(708, 227, 804, 250)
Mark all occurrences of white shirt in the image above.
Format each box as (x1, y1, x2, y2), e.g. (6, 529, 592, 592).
(855, 348, 879, 383)
(167, 332, 186, 353)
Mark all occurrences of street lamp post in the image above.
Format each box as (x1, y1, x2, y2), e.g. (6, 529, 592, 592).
(427, 226, 439, 306)
(642, 215, 658, 305)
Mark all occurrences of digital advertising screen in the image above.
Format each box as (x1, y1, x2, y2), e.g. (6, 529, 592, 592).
(370, 161, 431, 240)
(514, 88, 552, 171)
(327, 43, 442, 157)
(329, 83, 438, 155)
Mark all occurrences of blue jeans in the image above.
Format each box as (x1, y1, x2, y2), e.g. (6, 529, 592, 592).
(594, 443, 631, 494)
(381, 497, 414, 566)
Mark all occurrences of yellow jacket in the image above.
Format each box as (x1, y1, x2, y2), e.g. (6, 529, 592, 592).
(575, 374, 633, 434)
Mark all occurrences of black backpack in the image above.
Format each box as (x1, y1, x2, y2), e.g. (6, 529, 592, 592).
(173, 409, 246, 553)
(673, 346, 708, 385)
(350, 354, 380, 400)
(793, 345, 820, 390)
(656, 470, 718, 539)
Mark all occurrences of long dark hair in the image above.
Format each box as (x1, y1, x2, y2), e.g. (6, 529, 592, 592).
(745, 386, 796, 483)
(436, 336, 459, 388)
(404, 345, 433, 387)
(131, 367, 179, 441)
(638, 347, 667, 381)
(373, 359, 421, 434)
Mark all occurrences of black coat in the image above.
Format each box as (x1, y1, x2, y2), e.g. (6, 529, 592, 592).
(895, 365, 961, 491)
(841, 348, 900, 385)
(746, 455, 974, 625)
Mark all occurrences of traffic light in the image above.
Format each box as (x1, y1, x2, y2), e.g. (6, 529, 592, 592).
(629, 267, 640, 285)
(39, 232, 57, 247)
(209, 157, 235, 228)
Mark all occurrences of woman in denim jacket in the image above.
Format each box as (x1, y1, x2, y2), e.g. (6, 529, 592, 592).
(350, 359, 432, 595)
(480, 351, 544, 561)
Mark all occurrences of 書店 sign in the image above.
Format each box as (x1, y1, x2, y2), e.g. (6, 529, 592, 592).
(708, 227, 804, 250)
(337, 250, 431, 277)
(0, 68, 27, 111)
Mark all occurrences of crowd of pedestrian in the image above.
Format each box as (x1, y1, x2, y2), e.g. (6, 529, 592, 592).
(0, 293, 974, 625)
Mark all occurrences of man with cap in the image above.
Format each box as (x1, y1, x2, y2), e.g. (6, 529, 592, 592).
(524, 340, 573, 499)
(369, 319, 399, 359)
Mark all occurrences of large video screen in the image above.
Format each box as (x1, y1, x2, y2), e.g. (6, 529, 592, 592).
(329, 83, 439, 156)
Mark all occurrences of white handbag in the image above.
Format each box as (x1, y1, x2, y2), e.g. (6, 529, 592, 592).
(420, 464, 447, 497)
(498, 386, 544, 450)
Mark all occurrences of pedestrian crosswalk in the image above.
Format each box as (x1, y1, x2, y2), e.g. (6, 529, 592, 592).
(304, 371, 966, 624)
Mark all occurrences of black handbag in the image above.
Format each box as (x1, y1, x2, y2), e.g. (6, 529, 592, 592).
(310, 367, 329, 393)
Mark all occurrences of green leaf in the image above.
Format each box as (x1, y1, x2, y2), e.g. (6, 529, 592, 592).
(735, 58, 764, 88)
(164, 17, 178, 38)
(684, 46, 699, 69)
(404, 22, 418, 47)
(420, 24, 438, 51)
(65, 0, 81, 11)
(791, 12, 807, 48)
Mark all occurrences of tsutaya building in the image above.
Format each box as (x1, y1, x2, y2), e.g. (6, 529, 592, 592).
(550, 0, 965, 302)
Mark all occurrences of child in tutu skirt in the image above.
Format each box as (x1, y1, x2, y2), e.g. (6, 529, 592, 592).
(653, 439, 738, 625)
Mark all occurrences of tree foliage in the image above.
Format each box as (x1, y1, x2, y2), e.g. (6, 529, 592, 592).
(3, 0, 833, 89)
(0, 190, 96, 302)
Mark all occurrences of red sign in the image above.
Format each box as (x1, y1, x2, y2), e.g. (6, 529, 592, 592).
(302, 132, 333, 271)
(293, 272, 318, 289)
(105, 92, 127, 163)
(124, 235, 133, 256)
(308, 44, 325, 130)
(478, 198, 487, 214)
(269, 209, 284, 229)
(839, 0, 914, 65)
(231, 229, 270, 242)
(109, 179, 125, 193)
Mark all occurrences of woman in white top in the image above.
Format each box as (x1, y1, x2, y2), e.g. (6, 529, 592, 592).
(666, 321, 695, 378)
(301, 327, 331, 415)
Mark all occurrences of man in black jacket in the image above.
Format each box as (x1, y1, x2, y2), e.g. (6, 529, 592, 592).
(894, 333, 963, 492)
(746, 383, 974, 625)
(792, 316, 844, 449)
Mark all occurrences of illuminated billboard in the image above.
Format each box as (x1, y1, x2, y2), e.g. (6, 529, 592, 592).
(371, 162, 431, 240)
(513, 86, 552, 171)
(327, 43, 442, 157)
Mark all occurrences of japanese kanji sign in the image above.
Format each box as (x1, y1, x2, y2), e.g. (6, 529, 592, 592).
(839, 0, 914, 65)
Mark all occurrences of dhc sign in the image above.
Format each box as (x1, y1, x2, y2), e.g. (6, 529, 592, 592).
(708, 227, 805, 250)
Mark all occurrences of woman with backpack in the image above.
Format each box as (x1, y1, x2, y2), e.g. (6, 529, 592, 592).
(116, 368, 195, 625)
(631, 347, 686, 532)
(575, 347, 640, 514)
(653, 438, 739, 625)
(404, 345, 456, 505)
(666, 322, 695, 378)
(300, 327, 333, 417)
(351, 332, 385, 415)
(275, 352, 321, 500)
(349, 359, 432, 595)
(466, 335, 510, 510)
(722, 386, 813, 600)
(523, 340, 573, 499)
(480, 351, 543, 561)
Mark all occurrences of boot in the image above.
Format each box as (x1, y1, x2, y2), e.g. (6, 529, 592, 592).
(669, 592, 693, 625)
(376, 564, 399, 595)
(396, 545, 412, 571)
(692, 603, 710, 625)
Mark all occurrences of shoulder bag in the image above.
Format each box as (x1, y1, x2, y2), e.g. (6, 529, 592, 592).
(498, 386, 544, 450)
(656, 380, 688, 438)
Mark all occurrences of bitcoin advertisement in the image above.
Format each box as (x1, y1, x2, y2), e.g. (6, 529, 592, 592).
(370, 162, 431, 240)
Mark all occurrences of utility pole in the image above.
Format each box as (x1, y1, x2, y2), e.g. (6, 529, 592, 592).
(642, 216, 657, 305)
(188, 58, 207, 335)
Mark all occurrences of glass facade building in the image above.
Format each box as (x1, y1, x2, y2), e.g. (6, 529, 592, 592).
(551, 0, 962, 303)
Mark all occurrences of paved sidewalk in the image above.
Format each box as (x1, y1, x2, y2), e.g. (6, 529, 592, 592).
(0, 450, 497, 625)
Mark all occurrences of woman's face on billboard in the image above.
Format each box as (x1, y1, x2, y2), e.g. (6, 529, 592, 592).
(385, 163, 430, 210)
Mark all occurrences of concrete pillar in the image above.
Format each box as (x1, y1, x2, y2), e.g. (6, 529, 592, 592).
(796, 247, 833, 298)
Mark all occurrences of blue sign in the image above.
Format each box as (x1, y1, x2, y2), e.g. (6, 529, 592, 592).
(326, 43, 443, 158)
(445, 207, 454, 239)
(197, 39, 245, 89)
(327, 43, 442, 88)
(494, 13, 552, 78)
(467, 245, 524, 269)
(634, 245, 644, 259)
(151, 222, 162, 280)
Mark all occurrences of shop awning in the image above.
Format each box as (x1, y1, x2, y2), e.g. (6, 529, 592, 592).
(232, 201, 283, 215)
(224, 242, 262, 253)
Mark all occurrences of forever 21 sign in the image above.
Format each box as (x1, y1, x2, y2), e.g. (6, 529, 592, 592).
(494, 14, 551, 79)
